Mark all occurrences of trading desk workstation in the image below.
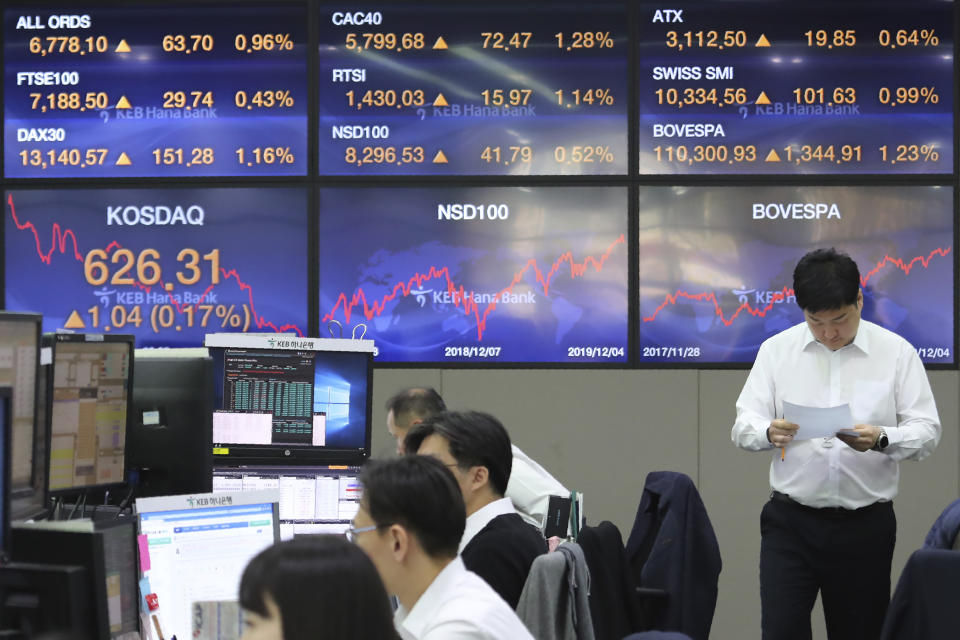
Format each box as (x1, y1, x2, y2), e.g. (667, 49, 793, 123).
(1, 1, 957, 638)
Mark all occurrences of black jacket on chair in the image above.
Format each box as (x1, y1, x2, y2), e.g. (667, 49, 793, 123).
(578, 520, 646, 640)
(625, 471, 721, 640)
(880, 548, 960, 640)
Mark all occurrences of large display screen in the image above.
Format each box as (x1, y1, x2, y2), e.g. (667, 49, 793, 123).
(318, 2, 627, 175)
(318, 186, 628, 364)
(639, 185, 954, 365)
(638, 0, 953, 174)
(3, 4, 307, 177)
(4, 188, 308, 346)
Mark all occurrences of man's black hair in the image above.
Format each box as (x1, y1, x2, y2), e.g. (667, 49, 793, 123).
(360, 456, 465, 559)
(793, 248, 861, 313)
(385, 388, 447, 428)
(403, 410, 513, 497)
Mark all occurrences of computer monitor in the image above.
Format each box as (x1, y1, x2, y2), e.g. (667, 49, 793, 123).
(212, 464, 362, 540)
(136, 489, 280, 640)
(0, 389, 11, 557)
(0, 313, 41, 509)
(129, 349, 214, 498)
(0, 388, 12, 557)
(43, 333, 134, 495)
(9, 519, 139, 639)
(0, 562, 93, 638)
(204, 334, 374, 465)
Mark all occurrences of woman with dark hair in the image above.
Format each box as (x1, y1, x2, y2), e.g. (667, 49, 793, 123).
(239, 535, 400, 640)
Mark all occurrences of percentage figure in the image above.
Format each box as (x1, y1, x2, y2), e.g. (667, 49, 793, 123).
(596, 88, 615, 105)
(275, 33, 294, 50)
(275, 147, 295, 163)
(879, 28, 941, 48)
(596, 145, 614, 162)
(878, 86, 940, 106)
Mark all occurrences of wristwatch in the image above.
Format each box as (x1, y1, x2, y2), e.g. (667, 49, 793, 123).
(873, 428, 889, 451)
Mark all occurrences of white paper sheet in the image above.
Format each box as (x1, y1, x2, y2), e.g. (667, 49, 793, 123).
(782, 401, 854, 441)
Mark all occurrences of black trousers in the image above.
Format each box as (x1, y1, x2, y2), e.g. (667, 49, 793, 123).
(760, 494, 896, 640)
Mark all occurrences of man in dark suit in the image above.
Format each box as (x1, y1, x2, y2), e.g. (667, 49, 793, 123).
(405, 411, 547, 608)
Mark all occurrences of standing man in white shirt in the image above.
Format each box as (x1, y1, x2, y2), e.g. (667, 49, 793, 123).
(732, 248, 941, 640)
(350, 455, 534, 640)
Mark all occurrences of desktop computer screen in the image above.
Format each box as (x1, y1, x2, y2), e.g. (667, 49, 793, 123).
(136, 490, 280, 640)
(0, 313, 40, 496)
(44, 333, 134, 493)
(212, 464, 361, 539)
(205, 334, 373, 465)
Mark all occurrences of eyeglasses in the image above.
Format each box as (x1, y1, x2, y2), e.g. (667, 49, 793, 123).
(345, 523, 392, 543)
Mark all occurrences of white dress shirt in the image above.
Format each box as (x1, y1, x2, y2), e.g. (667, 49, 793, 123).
(506, 444, 569, 528)
(394, 557, 535, 640)
(459, 496, 516, 553)
(733, 320, 940, 509)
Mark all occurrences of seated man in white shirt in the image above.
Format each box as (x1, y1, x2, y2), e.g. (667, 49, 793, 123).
(385, 388, 447, 455)
(350, 456, 534, 640)
(386, 387, 570, 530)
(405, 411, 548, 609)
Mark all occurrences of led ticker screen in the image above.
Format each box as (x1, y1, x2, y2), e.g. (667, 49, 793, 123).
(3, 4, 307, 178)
(639, 1, 953, 175)
(318, 187, 628, 363)
(4, 187, 308, 346)
(318, 3, 627, 175)
(639, 186, 954, 366)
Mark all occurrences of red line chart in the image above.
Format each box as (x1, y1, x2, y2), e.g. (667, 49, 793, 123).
(322, 233, 627, 341)
(642, 247, 952, 327)
(6, 193, 304, 336)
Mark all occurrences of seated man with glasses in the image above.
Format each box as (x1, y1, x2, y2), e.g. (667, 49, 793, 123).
(349, 456, 533, 640)
(404, 411, 548, 609)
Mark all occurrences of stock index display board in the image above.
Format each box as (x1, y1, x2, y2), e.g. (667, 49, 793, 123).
(318, 187, 629, 364)
(1, 1, 957, 366)
(3, 4, 307, 177)
(639, 0, 954, 174)
(639, 186, 955, 366)
(318, 2, 628, 175)
(4, 188, 309, 346)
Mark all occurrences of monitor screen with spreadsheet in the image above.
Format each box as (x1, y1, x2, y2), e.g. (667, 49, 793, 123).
(44, 333, 134, 494)
(212, 465, 361, 540)
(205, 334, 373, 465)
(136, 490, 280, 640)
